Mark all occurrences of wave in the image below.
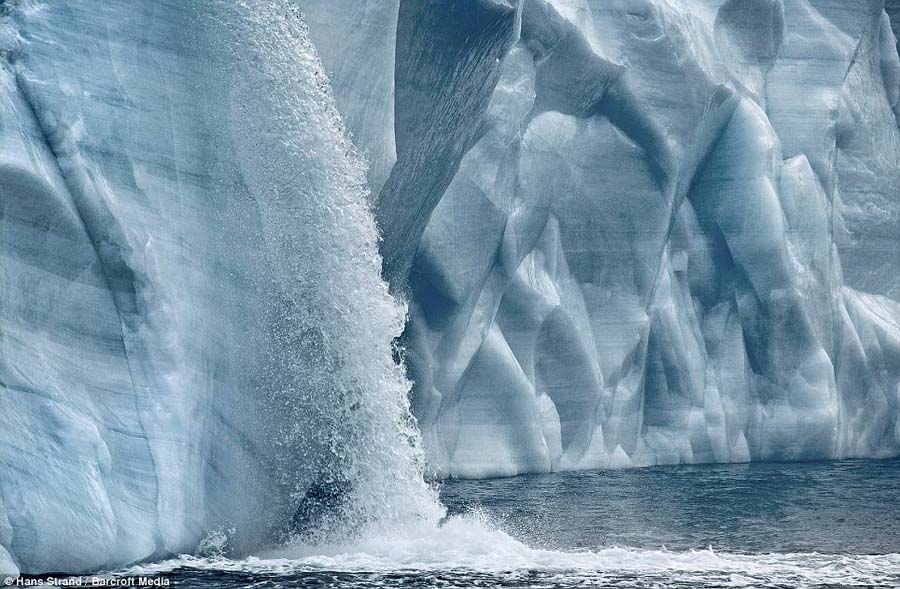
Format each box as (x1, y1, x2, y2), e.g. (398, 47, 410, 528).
(120, 515, 900, 588)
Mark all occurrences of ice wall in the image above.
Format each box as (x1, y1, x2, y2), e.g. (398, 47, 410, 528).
(0, 0, 436, 576)
(2, 0, 900, 576)
(357, 0, 900, 478)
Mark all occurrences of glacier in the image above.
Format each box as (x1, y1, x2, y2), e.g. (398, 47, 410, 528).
(0, 0, 439, 577)
(387, 0, 900, 478)
(0, 0, 898, 577)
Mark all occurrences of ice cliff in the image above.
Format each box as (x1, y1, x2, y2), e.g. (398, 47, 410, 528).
(0, 0, 899, 576)
(363, 0, 900, 477)
(0, 0, 438, 577)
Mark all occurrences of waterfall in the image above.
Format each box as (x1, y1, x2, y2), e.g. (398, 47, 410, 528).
(201, 0, 444, 541)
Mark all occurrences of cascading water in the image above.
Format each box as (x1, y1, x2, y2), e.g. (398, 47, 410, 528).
(2, 1, 900, 586)
(199, 0, 445, 542)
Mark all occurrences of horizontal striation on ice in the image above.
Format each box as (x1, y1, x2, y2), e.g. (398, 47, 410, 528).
(0, 0, 436, 576)
(298, 0, 399, 195)
(380, 0, 900, 478)
(2, 0, 900, 575)
(376, 0, 521, 286)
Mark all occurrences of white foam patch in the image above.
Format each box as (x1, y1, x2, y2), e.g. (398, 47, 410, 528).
(121, 516, 900, 588)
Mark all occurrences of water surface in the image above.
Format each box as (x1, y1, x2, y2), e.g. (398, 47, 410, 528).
(116, 459, 900, 588)
(442, 458, 900, 554)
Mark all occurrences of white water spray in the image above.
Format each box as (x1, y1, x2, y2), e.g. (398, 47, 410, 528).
(202, 0, 444, 542)
(179, 7, 900, 589)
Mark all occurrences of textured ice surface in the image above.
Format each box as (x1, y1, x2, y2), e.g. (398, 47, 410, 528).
(0, 0, 437, 576)
(299, 0, 399, 194)
(2, 0, 900, 576)
(377, 0, 900, 478)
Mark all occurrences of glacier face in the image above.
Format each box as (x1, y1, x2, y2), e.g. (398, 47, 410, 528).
(0, 0, 438, 577)
(1, 0, 900, 577)
(363, 0, 900, 478)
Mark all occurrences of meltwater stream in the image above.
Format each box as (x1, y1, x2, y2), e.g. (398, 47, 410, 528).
(201, 0, 445, 544)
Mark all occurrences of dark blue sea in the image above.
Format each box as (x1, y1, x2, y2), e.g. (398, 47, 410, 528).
(85, 459, 900, 587)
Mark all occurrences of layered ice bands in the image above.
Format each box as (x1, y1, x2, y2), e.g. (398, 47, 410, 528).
(374, 0, 900, 478)
(0, 0, 437, 577)
(0, 0, 899, 577)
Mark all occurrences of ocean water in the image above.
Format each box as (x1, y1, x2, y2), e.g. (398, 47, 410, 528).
(105, 459, 900, 588)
